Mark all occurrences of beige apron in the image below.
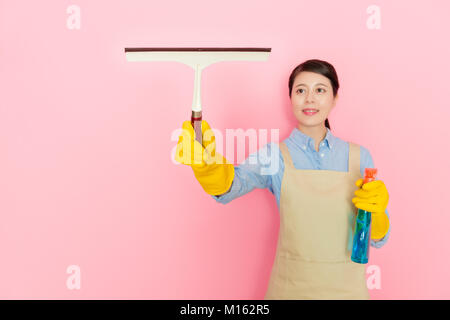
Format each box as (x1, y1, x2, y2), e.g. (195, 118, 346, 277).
(264, 141, 370, 300)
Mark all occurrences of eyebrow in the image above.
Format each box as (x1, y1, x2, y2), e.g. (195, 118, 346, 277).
(295, 83, 329, 88)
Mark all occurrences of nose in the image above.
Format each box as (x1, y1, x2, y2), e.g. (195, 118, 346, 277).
(306, 90, 315, 103)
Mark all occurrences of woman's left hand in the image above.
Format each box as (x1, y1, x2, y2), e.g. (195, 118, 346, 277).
(352, 178, 390, 240)
(352, 179, 389, 213)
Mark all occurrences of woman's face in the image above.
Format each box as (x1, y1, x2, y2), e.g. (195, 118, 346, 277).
(291, 71, 338, 128)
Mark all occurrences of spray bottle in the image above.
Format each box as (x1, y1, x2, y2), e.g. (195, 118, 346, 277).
(351, 168, 377, 264)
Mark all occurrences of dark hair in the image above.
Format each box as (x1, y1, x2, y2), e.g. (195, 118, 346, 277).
(288, 59, 339, 130)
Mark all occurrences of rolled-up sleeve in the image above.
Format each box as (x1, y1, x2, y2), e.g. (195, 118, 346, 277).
(370, 209, 390, 248)
(211, 142, 278, 205)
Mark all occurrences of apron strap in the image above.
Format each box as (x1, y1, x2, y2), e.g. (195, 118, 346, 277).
(348, 142, 361, 174)
(279, 142, 294, 168)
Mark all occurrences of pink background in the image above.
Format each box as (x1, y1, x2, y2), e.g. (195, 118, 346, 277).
(0, 0, 449, 299)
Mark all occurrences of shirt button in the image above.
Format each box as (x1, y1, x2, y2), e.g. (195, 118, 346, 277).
(302, 145, 306, 150)
(320, 153, 324, 157)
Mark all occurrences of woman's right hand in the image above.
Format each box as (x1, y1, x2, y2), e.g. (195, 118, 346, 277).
(175, 120, 235, 196)
(175, 120, 215, 166)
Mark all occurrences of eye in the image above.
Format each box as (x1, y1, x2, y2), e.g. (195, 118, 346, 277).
(296, 88, 326, 94)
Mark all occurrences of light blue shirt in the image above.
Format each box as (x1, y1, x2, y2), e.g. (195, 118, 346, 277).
(212, 127, 390, 249)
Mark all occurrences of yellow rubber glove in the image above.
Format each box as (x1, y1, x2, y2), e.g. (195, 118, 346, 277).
(175, 120, 235, 196)
(352, 178, 390, 240)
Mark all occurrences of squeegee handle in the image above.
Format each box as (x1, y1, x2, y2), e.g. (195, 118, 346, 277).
(191, 110, 203, 147)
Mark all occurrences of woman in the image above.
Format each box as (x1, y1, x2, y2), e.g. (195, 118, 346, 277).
(175, 59, 391, 300)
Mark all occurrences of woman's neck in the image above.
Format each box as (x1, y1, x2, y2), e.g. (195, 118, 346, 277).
(297, 124, 327, 152)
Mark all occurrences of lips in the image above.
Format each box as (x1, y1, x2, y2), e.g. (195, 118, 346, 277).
(302, 108, 319, 116)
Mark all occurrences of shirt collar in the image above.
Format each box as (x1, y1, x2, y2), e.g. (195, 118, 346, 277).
(289, 127, 335, 151)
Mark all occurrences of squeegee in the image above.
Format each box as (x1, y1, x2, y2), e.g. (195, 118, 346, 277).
(124, 47, 271, 146)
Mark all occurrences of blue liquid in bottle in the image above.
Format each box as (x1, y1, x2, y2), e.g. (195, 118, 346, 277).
(351, 168, 377, 264)
(351, 209, 371, 264)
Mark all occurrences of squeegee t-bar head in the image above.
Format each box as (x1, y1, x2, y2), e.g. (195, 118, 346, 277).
(124, 47, 272, 146)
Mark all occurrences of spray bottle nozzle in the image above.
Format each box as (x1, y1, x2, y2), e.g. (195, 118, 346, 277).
(363, 168, 377, 184)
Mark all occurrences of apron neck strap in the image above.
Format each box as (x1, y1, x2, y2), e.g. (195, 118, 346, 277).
(348, 142, 360, 174)
(279, 142, 294, 168)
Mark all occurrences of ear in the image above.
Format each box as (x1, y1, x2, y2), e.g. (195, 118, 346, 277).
(332, 94, 339, 108)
